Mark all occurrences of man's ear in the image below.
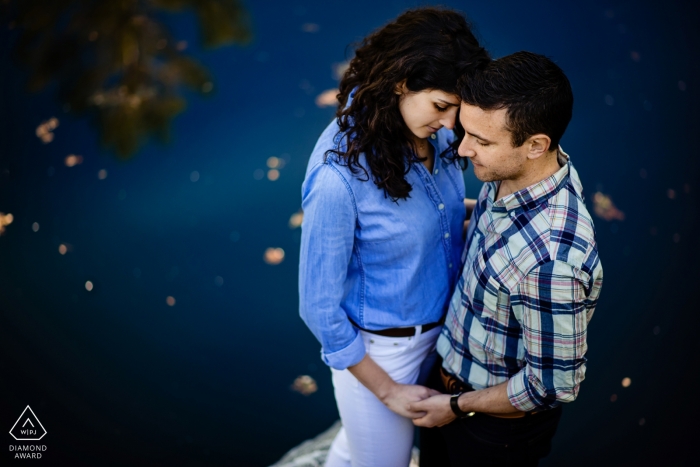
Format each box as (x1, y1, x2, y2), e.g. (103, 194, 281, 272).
(526, 134, 552, 160)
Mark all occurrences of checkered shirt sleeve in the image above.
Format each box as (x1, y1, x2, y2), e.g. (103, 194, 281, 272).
(506, 258, 600, 411)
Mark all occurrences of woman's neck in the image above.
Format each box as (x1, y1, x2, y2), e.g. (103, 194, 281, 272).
(412, 136, 434, 172)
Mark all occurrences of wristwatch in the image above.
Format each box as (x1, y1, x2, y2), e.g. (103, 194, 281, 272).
(450, 392, 476, 418)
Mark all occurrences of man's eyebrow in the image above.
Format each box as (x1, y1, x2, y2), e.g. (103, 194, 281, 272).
(466, 131, 494, 143)
(437, 99, 460, 107)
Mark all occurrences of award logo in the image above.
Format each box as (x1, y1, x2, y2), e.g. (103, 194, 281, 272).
(8, 406, 47, 460)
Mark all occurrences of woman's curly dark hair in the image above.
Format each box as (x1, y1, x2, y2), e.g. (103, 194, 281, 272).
(327, 7, 490, 200)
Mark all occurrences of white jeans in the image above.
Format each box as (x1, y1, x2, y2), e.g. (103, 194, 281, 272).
(325, 326, 441, 467)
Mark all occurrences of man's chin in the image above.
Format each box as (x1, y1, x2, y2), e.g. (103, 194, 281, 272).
(472, 166, 494, 182)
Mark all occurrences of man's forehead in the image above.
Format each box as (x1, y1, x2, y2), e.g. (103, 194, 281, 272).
(459, 103, 507, 135)
(459, 102, 510, 142)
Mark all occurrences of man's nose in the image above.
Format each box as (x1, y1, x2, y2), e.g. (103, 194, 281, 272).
(457, 139, 475, 158)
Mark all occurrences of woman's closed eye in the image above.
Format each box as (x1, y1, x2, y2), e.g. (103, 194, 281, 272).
(434, 104, 448, 112)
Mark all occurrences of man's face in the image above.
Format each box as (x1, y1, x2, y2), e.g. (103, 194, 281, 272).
(457, 103, 528, 182)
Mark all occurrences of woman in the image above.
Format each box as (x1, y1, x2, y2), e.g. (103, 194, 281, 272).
(299, 8, 489, 467)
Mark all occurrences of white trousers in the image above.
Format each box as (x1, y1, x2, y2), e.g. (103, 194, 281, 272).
(324, 326, 441, 467)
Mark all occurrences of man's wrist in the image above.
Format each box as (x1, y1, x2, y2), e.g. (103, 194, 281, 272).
(458, 391, 478, 415)
(450, 392, 475, 418)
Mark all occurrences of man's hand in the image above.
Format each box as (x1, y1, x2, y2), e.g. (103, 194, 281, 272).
(408, 394, 456, 427)
(380, 384, 442, 419)
(411, 382, 520, 426)
(347, 354, 441, 419)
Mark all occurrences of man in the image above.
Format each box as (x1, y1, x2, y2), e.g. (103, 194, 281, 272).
(410, 51, 603, 466)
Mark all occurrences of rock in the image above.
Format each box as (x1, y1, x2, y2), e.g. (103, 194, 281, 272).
(270, 421, 340, 467)
(270, 420, 420, 467)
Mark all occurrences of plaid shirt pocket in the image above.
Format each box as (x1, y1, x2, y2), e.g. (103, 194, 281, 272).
(479, 275, 512, 359)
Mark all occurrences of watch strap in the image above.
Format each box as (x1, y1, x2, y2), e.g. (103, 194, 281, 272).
(450, 392, 476, 418)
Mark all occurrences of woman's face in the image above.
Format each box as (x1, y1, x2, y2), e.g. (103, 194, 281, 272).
(397, 85, 460, 141)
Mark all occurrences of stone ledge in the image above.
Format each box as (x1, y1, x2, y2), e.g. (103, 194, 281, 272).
(270, 421, 420, 467)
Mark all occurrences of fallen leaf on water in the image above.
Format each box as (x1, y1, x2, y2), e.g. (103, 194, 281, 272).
(592, 192, 625, 221)
(291, 375, 317, 395)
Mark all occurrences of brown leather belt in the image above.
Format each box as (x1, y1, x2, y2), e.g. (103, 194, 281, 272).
(349, 317, 444, 338)
(440, 367, 538, 419)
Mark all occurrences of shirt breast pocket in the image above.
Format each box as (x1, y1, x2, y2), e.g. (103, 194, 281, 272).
(479, 275, 512, 359)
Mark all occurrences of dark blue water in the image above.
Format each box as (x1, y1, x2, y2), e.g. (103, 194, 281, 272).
(1, 1, 698, 465)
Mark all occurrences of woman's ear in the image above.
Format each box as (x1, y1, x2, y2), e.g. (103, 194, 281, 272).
(394, 80, 408, 95)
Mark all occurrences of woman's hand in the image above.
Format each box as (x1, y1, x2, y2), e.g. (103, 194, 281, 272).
(409, 394, 456, 427)
(379, 383, 442, 419)
(347, 354, 440, 418)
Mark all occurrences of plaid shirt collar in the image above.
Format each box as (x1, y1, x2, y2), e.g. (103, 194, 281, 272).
(488, 148, 581, 215)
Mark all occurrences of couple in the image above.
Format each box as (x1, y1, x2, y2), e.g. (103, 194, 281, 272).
(299, 7, 603, 467)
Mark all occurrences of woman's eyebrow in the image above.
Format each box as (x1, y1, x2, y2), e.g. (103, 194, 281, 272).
(437, 99, 460, 107)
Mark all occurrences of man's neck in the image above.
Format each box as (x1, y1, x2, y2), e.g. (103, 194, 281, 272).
(496, 149, 562, 200)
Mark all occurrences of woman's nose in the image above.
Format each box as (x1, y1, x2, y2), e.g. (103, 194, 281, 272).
(440, 112, 456, 130)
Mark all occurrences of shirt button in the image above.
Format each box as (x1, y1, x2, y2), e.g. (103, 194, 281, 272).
(444, 232, 450, 239)
(434, 169, 439, 175)
(449, 263, 453, 268)
(438, 203, 445, 210)
(430, 134, 437, 140)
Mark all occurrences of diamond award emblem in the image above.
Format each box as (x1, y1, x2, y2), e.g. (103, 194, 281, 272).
(9, 406, 47, 441)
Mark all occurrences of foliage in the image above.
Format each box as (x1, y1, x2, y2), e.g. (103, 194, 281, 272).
(2, 0, 251, 157)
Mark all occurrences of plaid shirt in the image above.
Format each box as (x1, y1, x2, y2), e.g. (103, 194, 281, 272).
(437, 150, 603, 412)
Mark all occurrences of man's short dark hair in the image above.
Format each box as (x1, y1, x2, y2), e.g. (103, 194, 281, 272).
(459, 51, 573, 149)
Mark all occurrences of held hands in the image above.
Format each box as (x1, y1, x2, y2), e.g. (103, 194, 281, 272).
(408, 393, 456, 428)
(380, 383, 441, 419)
(346, 355, 441, 419)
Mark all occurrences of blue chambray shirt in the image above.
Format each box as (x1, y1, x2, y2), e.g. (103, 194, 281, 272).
(299, 118, 466, 370)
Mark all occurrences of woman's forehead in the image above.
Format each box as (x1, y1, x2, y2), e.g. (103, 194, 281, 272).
(424, 89, 460, 105)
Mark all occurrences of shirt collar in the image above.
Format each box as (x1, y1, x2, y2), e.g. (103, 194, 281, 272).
(489, 148, 575, 214)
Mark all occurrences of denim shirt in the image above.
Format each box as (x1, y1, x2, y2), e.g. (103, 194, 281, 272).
(299, 118, 466, 370)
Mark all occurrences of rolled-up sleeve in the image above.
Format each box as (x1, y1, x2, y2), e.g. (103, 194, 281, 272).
(507, 260, 590, 411)
(299, 161, 365, 370)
